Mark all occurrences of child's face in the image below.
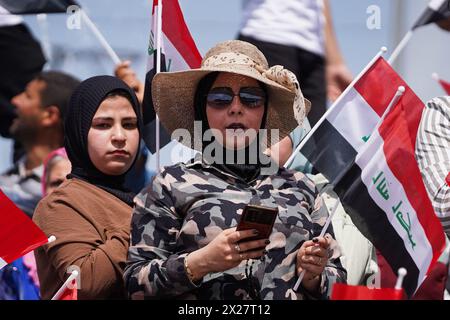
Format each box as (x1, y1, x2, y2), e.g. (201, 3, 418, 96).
(87, 96, 139, 176)
(46, 158, 71, 195)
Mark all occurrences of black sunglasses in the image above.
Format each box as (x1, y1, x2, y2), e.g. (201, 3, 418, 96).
(206, 87, 266, 109)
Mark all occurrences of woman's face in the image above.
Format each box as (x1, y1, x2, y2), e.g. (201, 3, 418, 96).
(206, 73, 266, 150)
(87, 96, 139, 175)
(45, 158, 71, 195)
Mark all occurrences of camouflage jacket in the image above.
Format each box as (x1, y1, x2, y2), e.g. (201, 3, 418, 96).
(124, 155, 346, 300)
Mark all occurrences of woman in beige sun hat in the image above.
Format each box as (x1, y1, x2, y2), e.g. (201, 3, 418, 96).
(125, 40, 346, 300)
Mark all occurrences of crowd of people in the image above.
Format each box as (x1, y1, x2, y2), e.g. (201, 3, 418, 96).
(0, 0, 449, 300)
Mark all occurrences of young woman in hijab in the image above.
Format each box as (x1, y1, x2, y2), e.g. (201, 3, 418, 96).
(124, 40, 346, 300)
(33, 75, 143, 299)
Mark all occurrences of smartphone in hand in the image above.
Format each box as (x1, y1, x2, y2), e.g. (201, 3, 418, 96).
(236, 204, 278, 241)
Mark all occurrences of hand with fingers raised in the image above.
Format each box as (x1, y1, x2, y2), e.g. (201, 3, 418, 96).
(184, 227, 270, 282)
(296, 236, 331, 292)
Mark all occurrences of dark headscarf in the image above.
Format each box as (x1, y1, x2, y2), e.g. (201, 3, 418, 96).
(194, 72, 269, 183)
(64, 75, 143, 206)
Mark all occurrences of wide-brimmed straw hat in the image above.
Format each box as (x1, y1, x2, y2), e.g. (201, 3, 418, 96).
(152, 40, 310, 150)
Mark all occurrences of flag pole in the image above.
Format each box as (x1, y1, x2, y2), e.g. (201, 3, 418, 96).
(80, 9, 121, 65)
(387, 30, 414, 65)
(395, 268, 407, 290)
(51, 270, 79, 300)
(284, 47, 388, 169)
(36, 14, 52, 64)
(293, 199, 340, 292)
(432, 72, 440, 82)
(155, 0, 163, 173)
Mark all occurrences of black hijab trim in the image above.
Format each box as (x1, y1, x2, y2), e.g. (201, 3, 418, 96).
(64, 75, 143, 206)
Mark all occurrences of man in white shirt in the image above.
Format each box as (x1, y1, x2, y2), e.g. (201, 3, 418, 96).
(238, 0, 352, 126)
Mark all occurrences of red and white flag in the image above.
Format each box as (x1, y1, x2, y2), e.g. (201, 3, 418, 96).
(142, 0, 202, 154)
(299, 56, 407, 184)
(0, 190, 48, 270)
(331, 283, 404, 300)
(331, 68, 447, 298)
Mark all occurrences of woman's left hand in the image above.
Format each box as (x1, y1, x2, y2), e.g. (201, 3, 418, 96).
(296, 236, 330, 291)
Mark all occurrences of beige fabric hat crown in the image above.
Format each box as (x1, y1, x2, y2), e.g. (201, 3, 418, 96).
(152, 40, 310, 150)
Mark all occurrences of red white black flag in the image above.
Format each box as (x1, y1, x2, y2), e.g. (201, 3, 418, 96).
(142, 0, 202, 153)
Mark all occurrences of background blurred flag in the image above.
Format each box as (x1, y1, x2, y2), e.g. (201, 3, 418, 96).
(331, 283, 404, 300)
(0, 190, 48, 270)
(142, 0, 202, 154)
(413, 0, 450, 29)
(432, 73, 450, 94)
(0, 0, 77, 14)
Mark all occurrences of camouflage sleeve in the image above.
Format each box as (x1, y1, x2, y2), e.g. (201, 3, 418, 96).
(295, 174, 347, 299)
(124, 172, 198, 299)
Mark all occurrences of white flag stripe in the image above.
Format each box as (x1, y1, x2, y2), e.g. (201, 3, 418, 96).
(148, 16, 191, 72)
(327, 87, 380, 154)
(429, 0, 446, 10)
(0, 257, 7, 270)
(356, 130, 433, 285)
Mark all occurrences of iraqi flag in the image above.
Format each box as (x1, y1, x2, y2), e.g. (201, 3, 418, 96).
(142, 0, 202, 154)
(300, 57, 405, 185)
(432, 73, 450, 94)
(332, 83, 446, 298)
(0, 190, 48, 270)
(331, 283, 405, 300)
(412, 0, 450, 30)
(0, 0, 77, 14)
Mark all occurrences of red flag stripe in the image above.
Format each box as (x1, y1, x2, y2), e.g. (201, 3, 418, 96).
(378, 96, 446, 271)
(152, 0, 202, 69)
(446, 173, 450, 186)
(354, 58, 407, 118)
(331, 283, 404, 300)
(0, 190, 48, 264)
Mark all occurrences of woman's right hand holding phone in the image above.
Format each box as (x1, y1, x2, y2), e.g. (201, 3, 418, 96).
(185, 227, 270, 282)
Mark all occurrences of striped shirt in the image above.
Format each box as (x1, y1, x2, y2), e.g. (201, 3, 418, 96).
(415, 96, 450, 236)
(0, 157, 43, 217)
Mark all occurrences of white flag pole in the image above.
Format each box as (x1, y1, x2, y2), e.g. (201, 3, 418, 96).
(292, 199, 340, 292)
(367, 86, 405, 138)
(51, 270, 79, 300)
(36, 14, 52, 63)
(155, 0, 163, 173)
(395, 268, 407, 290)
(284, 47, 388, 169)
(432, 72, 440, 82)
(388, 30, 414, 65)
(80, 9, 121, 65)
